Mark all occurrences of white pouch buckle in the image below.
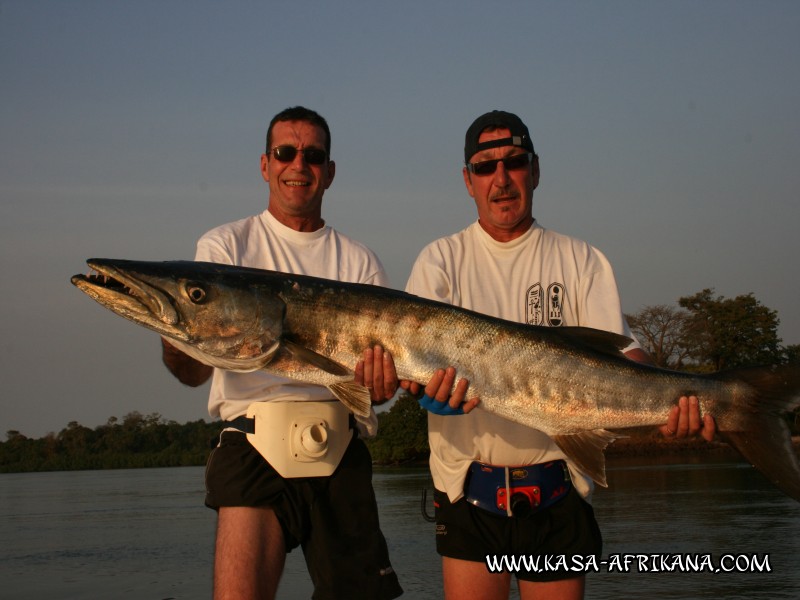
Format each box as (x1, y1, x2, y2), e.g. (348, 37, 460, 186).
(245, 400, 352, 478)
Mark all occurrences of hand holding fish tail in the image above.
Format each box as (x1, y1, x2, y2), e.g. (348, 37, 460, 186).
(354, 345, 398, 404)
(623, 349, 717, 442)
(659, 396, 716, 442)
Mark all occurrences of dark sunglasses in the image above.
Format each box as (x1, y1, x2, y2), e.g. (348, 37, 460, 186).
(467, 152, 533, 176)
(269, 145, 328, 165)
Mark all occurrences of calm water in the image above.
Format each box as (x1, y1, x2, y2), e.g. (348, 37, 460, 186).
(1, 457, 798, 599)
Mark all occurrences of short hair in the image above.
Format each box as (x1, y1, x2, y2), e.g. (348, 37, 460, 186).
(265, 106, 332, 156)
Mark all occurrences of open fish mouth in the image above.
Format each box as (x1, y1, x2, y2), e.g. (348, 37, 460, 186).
(71, 260, 181, 333)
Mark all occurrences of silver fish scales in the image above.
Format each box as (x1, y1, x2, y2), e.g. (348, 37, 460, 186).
(72, 259, 800, 501)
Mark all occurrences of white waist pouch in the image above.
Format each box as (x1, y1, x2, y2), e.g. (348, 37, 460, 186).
(245, 400, 352, 478)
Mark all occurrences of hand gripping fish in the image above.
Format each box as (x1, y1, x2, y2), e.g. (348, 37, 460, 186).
(72, 259, 800, 501)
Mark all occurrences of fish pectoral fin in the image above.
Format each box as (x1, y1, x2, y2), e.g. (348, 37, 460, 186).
(552, 429, 622, 488)
(328, 381, 372, 418)
(283, 339, 350, 376)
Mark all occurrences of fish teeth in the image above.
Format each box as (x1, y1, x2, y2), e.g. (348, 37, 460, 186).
(84, 270, 136, 295)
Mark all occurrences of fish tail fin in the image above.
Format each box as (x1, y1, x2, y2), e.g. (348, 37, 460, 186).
(328, 381, 373, 418)
(719, 364, 800, 501)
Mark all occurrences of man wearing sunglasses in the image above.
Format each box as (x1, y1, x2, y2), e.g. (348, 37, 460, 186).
(359, 110, 714, 600)
(162, 106, 402, 600)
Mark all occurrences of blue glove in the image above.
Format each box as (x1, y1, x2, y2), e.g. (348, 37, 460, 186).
(418, 393, 464, 416)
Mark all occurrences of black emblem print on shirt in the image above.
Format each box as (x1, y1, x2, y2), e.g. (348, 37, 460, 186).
(526, 282, 565, 327)
(526, 283, 544, 325)
(547, 284, 563, 327)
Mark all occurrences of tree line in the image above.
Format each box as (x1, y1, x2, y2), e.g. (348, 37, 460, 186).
(0, 403, 427, 472)
(3, 289, 798, 471)
(1, 412, 223, 473)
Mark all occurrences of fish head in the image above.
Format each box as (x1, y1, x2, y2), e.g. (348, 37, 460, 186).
(71, 259, 286, 371)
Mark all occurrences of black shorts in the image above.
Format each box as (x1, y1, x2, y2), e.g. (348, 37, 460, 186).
(205, 431, 402, 600)
(434, 486, 602, 582)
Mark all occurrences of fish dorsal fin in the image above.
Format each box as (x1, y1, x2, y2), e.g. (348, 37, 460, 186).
(555, 327, 633, 359)
(283, 339, 350, 376)
(328, 382, 372, 418)
(552, 429, 624, 487)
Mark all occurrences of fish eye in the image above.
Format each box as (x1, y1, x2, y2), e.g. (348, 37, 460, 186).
(186, 283, 207, 304)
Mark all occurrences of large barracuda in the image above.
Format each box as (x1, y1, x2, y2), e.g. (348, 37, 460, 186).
(72, 258, 800, 500)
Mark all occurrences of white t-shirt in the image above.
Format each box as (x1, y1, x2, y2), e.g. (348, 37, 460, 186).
(195, 209, 390, 428)
(406, 220, 638, 502)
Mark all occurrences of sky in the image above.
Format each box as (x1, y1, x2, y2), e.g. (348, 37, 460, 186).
(1, 1, 799, 439)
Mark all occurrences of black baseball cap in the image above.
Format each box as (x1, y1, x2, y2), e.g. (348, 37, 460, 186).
(464, 110, 535, 163)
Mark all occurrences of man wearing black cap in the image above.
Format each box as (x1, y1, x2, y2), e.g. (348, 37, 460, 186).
(362, 110, 715, 599)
